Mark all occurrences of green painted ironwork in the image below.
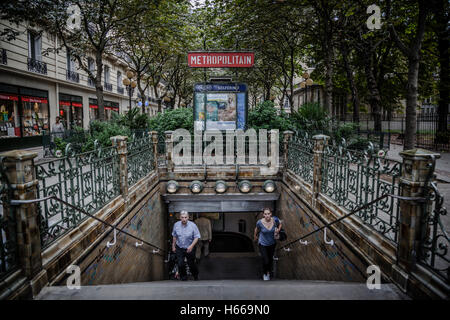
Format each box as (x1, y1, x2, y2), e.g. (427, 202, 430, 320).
(320, 141, 402, 243)
(35, 143, 120, 249)
(419, 181, 449, 283)
(286, 132, 314, 185)
(127, 132, 155, 187)
(0, 163, 18, 281)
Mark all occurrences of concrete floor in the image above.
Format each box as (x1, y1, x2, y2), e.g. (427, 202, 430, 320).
(197, 252, 261, 280)
(36, 279, 409, 300)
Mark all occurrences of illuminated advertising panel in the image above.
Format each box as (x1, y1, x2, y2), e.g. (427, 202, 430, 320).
(194, 83, 247, 131)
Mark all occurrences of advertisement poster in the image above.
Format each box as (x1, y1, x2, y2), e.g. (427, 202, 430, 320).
(194, 83, 247, 131)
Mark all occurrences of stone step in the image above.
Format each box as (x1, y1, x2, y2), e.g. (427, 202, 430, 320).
(36, 280, 409, 300)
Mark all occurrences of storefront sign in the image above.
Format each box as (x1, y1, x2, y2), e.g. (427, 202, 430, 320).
(188, 52, 254, 68)
(89, 104, 98, 109)
(72, 103, 83, 108)
(22, 97, 48, 104)
(59, 101, 71, 106)
(104, 106, 119, 111)
(0, 94, 19, 101)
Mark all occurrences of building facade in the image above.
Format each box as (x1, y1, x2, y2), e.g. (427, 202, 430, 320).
(0, 20, 166, 147)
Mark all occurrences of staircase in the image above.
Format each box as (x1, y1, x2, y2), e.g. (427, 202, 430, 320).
(36, 280, 408, 300)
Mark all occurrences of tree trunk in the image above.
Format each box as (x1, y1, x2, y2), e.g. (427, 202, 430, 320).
(95, 53, 105, 120)
(364, 55, 382, 132)
(402, 2, 429, 150)
(324, 49, 334, 115)
(340, 43, 360, 123)
(404, 56, 420, 150)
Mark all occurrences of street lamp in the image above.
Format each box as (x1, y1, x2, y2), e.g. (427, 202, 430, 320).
(163, 96, 171, 110)
(123, 70, 137, 111)
(300, 72, 314, 104)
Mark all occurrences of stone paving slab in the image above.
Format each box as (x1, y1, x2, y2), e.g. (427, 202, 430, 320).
(36, 280, 409, 300)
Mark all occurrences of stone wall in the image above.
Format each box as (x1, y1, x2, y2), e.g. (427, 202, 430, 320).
(275, 183, 367, 282)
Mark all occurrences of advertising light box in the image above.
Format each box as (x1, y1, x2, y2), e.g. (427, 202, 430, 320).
(194, 83, 247, 131)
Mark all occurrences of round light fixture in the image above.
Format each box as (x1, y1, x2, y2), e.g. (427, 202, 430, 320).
(123, 78, 130, 86)
(306, 78, 314, 86)
(190, 180, 203, 194)
(263, 180, 276, 193)
(166, 180, 179, 194)
(238, 180, 252, 193)
(215, 180, 227, 193)
(126, 70, 135, 79)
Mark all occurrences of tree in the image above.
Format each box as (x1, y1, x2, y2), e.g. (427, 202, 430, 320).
(1, 0, 151, 120)
(388, 0, 431, 150)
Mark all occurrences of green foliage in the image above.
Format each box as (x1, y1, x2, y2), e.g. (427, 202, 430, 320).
(248, 100, 295, 132)
(148, 108, 194, 133)
(332, 122, 359, 142)
(112, 107, 149, 130)
(53, 137, 67, 155)
(290, 102, 330, 133)
(83, 121, 131, 152)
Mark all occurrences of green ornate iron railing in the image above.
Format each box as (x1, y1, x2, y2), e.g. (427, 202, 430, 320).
(320, 141, 402, 243)
(0, 161, 18, 281)
(286, 133, 314, 185)
(127, 133, 155, 187)
(35, 143, 120, 249)
(419, 180, 449, 283)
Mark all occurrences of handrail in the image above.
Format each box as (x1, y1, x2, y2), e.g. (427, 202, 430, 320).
(276, 193, 428, 252)
(10, 195, 166, 256)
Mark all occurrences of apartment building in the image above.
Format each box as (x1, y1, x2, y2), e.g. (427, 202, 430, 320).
(0, 20, 164, 147)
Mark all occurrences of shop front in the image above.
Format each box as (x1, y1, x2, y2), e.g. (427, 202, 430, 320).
(0, 83, 50, 151)
(89, 98, 119, 121)
(59, 93, 83, 130)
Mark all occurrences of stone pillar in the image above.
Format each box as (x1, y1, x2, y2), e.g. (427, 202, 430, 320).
(165, 131, 174, 172)
(1, 150, 48, 298)
(110, 136, 129, 202)
(312, 135, 330, 205)
(282, 131, 294, 172)
(397, 149, 440, 271)
(150, 131, 159, 170)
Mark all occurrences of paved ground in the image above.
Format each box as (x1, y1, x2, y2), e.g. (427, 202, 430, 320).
(36, 279, 409, 300)
(197, 252, 261, 280)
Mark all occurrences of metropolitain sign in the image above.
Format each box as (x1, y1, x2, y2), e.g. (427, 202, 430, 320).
(188, 52, 254, 68)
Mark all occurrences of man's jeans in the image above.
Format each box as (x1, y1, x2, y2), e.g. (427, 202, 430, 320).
(175, 245, 198, 279)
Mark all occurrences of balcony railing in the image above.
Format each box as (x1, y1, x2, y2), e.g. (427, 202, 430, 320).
(1, 48, 7, 65)
(66, 70, 80, 83)
(104, 82, 112, 92)
(88, 78, 95, 87)
(27, 57, 47, 75)
(117, 87, 124, 95)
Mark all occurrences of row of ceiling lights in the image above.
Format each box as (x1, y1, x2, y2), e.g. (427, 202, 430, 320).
(166, 180, 276, 194)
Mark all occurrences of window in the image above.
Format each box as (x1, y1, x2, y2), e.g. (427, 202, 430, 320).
(104, 65, 110, 84)
(117, 71, 122, 88)
(27, 30, 42, 61)
(88, 57, 95, 73)
(67, 51, 75, 72)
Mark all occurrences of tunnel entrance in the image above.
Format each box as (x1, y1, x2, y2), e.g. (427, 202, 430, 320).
(163, 193, 279, 280)
(196, 213, 261, 280)
(167, 210, 268, 280)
